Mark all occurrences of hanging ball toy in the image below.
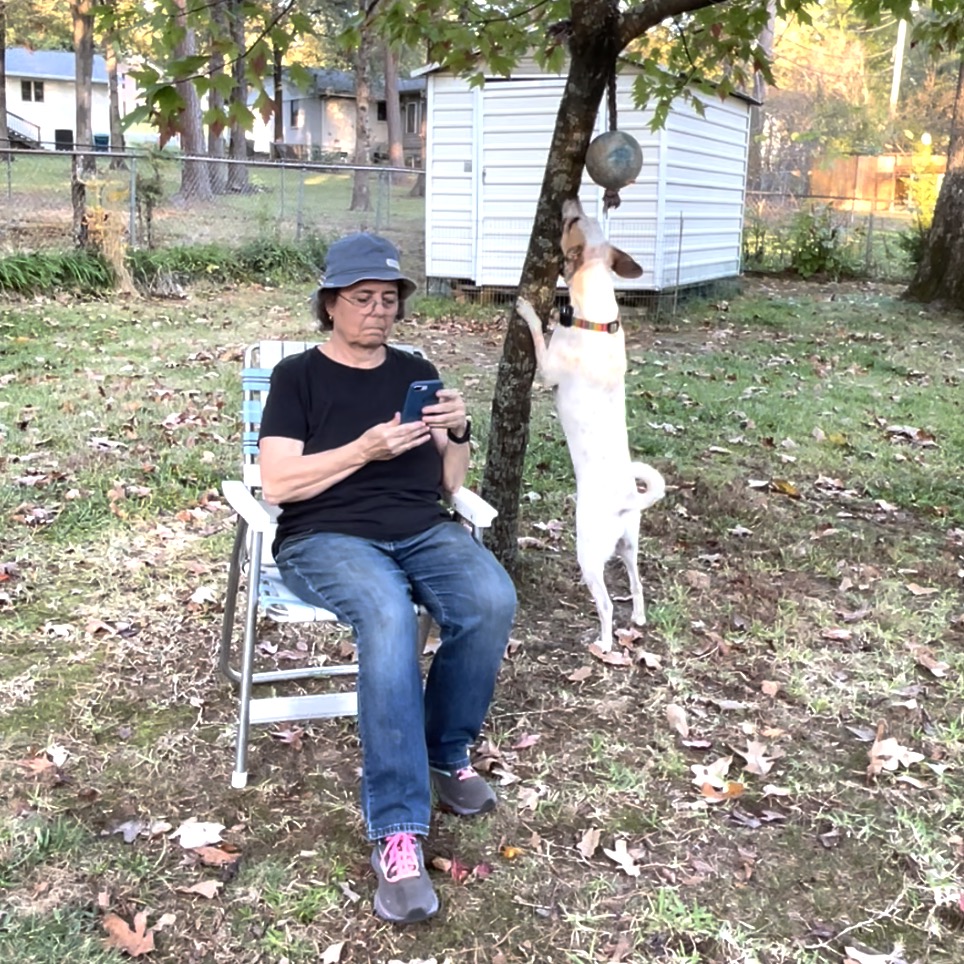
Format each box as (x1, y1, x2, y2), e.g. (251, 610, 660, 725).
(585, 130, 643, 190)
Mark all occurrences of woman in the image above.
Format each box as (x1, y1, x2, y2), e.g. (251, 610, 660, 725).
(258, 232, 516, 924)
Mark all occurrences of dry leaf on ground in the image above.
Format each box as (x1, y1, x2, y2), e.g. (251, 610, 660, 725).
(735, 740, 778, 776)
(602, 838, 640, 877)
(320, 941, 346, 963)
(691, 755, 733, 789)
(665, 703, 689, 737)
(576, 827, 601, 859)
(867, 724, 925, 778)
(102, 911, 155, 957)
(170, 819, 225, 849)
(178, 880, 222, 899)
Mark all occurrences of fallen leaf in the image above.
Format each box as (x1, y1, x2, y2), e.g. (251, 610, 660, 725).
(735, 740, 776, 776)
(516, 786, 541, 811)
(843, 945, 904, 964)
(905, 582, 939, 596)
(192, 846, 241, 867)
(821, 627, 852, 641)
(576, 827, 601, 859)
(665, 703, 689, 737)
(700, 781, 745, 803)
(511, 732, 541, 750)
(760, 680, 781, 697)
(170, 819, 225, 849)
(110, 818, 147, 844)
(691, 755, 733, 789)
(867, 723, 925, 778)
(178, 879, 222, 899)
(567, 665, 592, 682)
(270, 725, 305, 750)
(500, 844, 524, 860)
(320, 941, 345, 964)
(589, 644, 632, 666)
(102, 911, 155, 957)
(908, 644, 951, 678)
(602, 838, 640, 877)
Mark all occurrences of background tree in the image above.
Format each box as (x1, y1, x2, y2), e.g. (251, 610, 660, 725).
(384, 43, 404, 175)
(349, 0, 375, 212)
(71, 0, 95, 175)
(0, 3, 8, 154)
(172, 0, 213, 200)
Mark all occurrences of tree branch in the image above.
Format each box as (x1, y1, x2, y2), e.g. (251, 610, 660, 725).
(619, 0, 729, 49)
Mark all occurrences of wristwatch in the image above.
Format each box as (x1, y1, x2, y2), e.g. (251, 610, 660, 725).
(447, 417, 472, 445)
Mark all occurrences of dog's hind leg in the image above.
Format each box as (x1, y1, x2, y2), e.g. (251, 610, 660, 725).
(615, 520, 647, 627)
(577, 544, 615, 652)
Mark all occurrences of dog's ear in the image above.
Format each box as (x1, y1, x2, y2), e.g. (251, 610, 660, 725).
(610, 246, 643, 279)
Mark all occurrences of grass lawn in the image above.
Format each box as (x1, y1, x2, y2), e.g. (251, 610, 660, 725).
(1, 276, 963, 963)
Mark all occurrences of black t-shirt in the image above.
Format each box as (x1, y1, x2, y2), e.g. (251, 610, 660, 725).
(258, 346, 449, 551)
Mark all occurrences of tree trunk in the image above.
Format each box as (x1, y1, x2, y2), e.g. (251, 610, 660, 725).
(207, 0, 228, 193)
(0, 4, 9, 154)
(906, 55, 964, 306)
(480, 0, 621, 567)
(384, 44, 404, 182)
(745, 0, 775, 192)
(272, 5, 284, 159)
(226, 0, 249, 193)
(350, 4, 374, 212)
(71, 0, 95, 175)
(105, 27, 127, 169)
(173, 0, 213, 200)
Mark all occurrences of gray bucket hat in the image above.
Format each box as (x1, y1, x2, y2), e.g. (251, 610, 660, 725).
(311, 233, 417, 330)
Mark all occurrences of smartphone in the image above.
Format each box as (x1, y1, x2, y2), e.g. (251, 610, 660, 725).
(400, 379, 444, 423)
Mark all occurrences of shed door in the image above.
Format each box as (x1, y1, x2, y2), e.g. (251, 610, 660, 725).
(476, 78, 568, 287)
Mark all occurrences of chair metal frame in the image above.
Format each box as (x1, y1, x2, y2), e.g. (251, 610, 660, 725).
(220, 341, 497, 788)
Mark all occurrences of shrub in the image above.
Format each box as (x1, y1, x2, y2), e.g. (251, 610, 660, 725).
(0, 250, 114, 296)
(788, 205, 861, 280)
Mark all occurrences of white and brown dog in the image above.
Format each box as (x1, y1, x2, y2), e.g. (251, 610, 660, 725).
(517, 198, 665, 652)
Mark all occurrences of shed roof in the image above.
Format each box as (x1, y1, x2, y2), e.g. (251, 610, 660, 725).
(7, 47, 109, 84)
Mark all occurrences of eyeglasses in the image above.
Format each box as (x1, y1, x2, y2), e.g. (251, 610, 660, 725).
(337, 291, 400, 313)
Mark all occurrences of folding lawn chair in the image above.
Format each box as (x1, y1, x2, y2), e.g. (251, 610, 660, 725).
(220, 340, 498, 789)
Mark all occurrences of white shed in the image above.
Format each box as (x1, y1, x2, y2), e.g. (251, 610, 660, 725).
(417, 61, 754, 292)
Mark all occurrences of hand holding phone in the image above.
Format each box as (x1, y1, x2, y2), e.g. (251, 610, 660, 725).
(400, 379, 444, 423)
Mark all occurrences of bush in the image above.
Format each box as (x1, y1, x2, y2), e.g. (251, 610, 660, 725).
(788, 205, 861, 280)
(0, 250, 114, 296)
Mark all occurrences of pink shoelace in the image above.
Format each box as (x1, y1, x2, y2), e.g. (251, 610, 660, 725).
(380, 833, 421, 882)
(456, 766, 479, 781)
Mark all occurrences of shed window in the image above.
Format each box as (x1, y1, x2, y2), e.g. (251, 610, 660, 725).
(21, 80, 44, 102)
(290, 103, 303, 129)
(376, 100, 387, 122)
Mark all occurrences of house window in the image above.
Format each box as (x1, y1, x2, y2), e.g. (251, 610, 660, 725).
(405, 101, 419, 135)
(290, 102, 303, 129)
(21, 80, 44, 102)
(376, 100, 387, 122)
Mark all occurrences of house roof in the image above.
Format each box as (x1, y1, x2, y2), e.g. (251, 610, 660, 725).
(7, 47, 109, 84)
(296, 67, 425, 99)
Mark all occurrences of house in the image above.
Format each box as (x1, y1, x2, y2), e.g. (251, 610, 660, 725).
(4, 47, 113, 150)
(417, 61, 756, 292)
(249, 68, 426, 165)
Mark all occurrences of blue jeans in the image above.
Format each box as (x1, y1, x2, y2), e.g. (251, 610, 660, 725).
(275, 520, 517, 841)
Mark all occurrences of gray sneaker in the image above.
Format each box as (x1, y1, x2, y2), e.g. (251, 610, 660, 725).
(371, 833, 439, 924)
(430, 765, 497, 816)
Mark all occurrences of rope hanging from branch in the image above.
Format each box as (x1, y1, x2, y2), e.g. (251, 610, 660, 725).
(602, 65, 621, 211)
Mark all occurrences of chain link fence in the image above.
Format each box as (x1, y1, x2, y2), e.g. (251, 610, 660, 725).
(0, 148, 424, 256)
(742, 190, 920, 282)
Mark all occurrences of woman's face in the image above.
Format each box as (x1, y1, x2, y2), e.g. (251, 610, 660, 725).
(326, 280, 401, 348)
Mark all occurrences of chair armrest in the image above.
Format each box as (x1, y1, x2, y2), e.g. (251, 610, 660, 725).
(222, 480, 274, 532)
(450, 487, 498, 529)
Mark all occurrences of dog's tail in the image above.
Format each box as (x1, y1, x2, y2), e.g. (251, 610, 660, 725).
(633, 462, 666, 510)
